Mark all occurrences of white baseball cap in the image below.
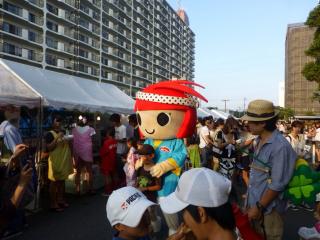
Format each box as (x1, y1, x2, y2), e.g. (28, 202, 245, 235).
(106, 186, 156, 227)
(160, 168, 232, 214)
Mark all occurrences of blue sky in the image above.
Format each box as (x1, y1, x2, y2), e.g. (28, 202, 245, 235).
(167, 0, 319, 111)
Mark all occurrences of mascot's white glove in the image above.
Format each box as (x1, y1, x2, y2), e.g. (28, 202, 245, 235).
(135, 158, 144, 170)
(150, 160, 176, 178)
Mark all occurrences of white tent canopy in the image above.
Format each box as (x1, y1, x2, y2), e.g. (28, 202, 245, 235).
(197, 107, 213, 118)
(197, 107, 231, 120)
(0, 60, 42, 108)
(0, 59, 134, 113)
(209, 109, 230, 119)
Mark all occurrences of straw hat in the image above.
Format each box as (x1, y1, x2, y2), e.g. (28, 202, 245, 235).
(241, 99, 279, 122)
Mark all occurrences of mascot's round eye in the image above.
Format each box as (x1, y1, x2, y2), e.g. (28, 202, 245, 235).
(157, 112, 170, 126)
(137, 113, 142, 125)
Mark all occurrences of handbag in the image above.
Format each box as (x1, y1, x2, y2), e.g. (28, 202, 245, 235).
(212, 145, 222, 158)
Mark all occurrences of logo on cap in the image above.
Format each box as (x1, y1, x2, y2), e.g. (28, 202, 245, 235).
(160, 146, 171, 153)
(120, 192, 142, 211)
(121, 202, 128, 210)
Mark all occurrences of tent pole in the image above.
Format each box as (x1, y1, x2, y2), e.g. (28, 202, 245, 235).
(34, 97, 43, 210)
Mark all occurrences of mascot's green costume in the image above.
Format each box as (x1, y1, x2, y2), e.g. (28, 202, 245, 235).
(285, 159, 320, 205)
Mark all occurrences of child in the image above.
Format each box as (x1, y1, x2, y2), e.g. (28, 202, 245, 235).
(99, 128, 117, 196)
(186, 136, 201, 169)
(123, 138, 138, 187)
(135, 144, 162, 233)
(106, 186, 155, 240)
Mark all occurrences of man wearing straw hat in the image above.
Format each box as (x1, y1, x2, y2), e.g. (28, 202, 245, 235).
(242, 99, 297, 240)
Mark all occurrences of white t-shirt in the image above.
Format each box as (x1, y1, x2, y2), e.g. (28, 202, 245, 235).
(199, 126, 210, 149)
(115, 124, 127, 154)
(314, 128, 320, 141)
(286, 133, 305, 156)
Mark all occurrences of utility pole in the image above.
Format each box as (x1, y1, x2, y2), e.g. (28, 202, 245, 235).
(221, 99, 229, 112)
(243, 97, 247, 111)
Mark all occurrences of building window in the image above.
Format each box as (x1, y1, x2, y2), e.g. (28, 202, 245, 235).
(46, 3, 58, 15)
(117, 75, 123, 82)
(4, 2, 21, 16)
(80, 3, 89, 14)
(92, 68, 98, 76)
(46, 37, 57, 49)
(79, 49, 88, 58)
(46, 21, 58, 32)
(117, 63, 123, 70)
(2, 22, 21, 36)
(28, 31, 36, 42)
(79, 63, 88, 73)
(29, 13, 35, 23)
(93, 11, 100, 20)
(28, 49, 34, 60)
(46, 54, 57, 65)
(79, 18, 89, 29)
(102, 57, 108, 65)
(102, 30, 108, 39)
(79, 34, 89, 43)
(3, 42, 21, 56)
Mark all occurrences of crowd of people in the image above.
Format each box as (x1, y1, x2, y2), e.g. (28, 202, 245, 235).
(104, 100, 320, 240)
(3, 98, 320, 239)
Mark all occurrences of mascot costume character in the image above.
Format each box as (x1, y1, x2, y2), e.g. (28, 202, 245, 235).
(285, 158, 320, 205)
(134, 80, 207, 235)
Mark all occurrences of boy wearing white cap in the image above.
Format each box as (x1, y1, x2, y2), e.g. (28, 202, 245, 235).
(106, 186, 156, 240)
(160, 168, 237, 240)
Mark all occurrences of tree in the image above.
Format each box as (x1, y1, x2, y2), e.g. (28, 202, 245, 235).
(302, 5, 320, 98)
(276, 107, 295, 120)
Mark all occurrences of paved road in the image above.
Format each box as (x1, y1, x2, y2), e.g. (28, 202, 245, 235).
(12, 193, 316, 240)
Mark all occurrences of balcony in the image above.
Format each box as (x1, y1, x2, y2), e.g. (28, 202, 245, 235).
(57, 0, 76, 8)
(3, 2, 22, 16)
(29, 13, 44, 26)
(27, 0, 44, 8)
(0, 42, 42, 62)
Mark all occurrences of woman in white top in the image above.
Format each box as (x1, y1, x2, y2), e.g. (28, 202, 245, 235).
(286, 121, 306, 158)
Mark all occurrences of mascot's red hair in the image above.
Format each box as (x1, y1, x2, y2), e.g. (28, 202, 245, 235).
(135, 80, 207, 139)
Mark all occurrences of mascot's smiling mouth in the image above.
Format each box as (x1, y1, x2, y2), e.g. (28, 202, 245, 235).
(145, 129, 155, 134)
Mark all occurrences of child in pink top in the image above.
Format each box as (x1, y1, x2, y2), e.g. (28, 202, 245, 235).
(123, 138, 138, 187)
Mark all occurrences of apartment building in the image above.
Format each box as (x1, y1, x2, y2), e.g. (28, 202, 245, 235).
(285, 23, 320, 114)
(0, 0, 195, 97)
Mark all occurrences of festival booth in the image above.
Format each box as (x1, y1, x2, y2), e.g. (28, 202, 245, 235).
(0, 59, 134, 206)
